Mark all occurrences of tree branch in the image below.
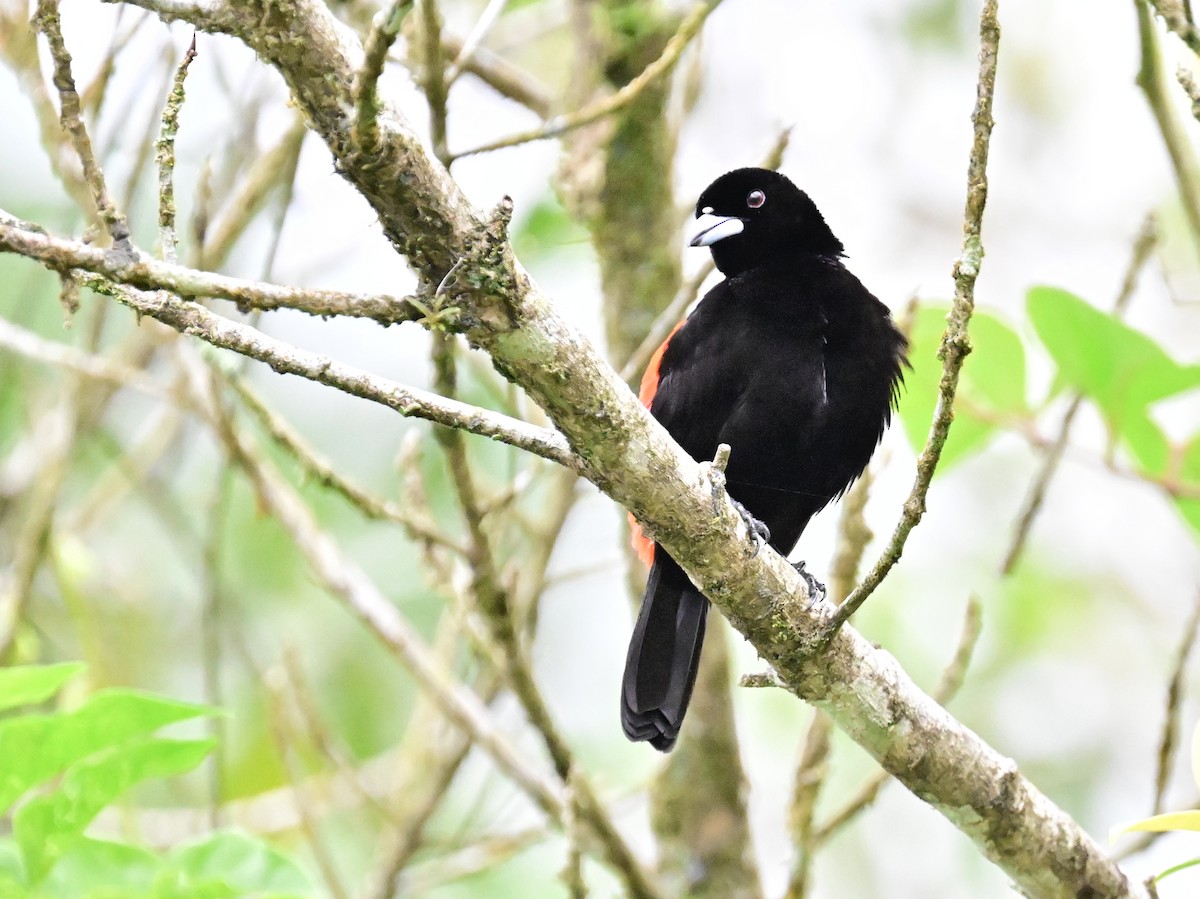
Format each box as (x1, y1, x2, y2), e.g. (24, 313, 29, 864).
(0, 215, 422, 324)
(60, 0, 1149, 893)
(451, 0, 721, 160)
(71, 275, 577, 468)
(830, 0, 999, 629)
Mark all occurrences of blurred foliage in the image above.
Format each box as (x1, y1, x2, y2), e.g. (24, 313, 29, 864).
(0, 663, 316, 898)
(900, 303, 1028, 469)
(903, 289, 1200, 540)
(510, 192, 589, 262)
(3, 0, 1200, 896)
(1029, 285, 1200, 476)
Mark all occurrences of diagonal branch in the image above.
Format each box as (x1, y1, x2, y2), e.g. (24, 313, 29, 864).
(59, 0, 1149, 894)
(451, 0, 722, 160)
(75, 276, 577, 468)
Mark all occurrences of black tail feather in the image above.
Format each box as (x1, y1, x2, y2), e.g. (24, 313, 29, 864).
(621, 555, 709, 752)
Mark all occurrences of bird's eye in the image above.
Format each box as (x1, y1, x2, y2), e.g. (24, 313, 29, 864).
(746, 190, 766, 209)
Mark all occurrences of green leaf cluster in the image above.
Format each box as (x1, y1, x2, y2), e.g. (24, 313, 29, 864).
(900, 286, 1200, 538)
(0, 664, 316, 898)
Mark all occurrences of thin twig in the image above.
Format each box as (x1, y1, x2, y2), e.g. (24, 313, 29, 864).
(1136, 0, 1200, 258)
(452, 0, 723, 160)
(434, 32, 552, 117)
(200, 465, 230, 829)
(830, 0, 999, 631)
(418, 0, 450, 163)
(353, 0, 415, 146)
(0, 215, 422, 324)
(228, 376, 466, 554)
(0, 399, 77, 661)
(66, 275, 577, 467)
(619, 125, 793, 381)
(278, 645, 397, 824)
(200, 115, 308, 271)
(828, 470, 873, 604)
(156, 35, 198, 264)
(445, 0, 508, 85)
(429, 335, 661, 899)
(1152, 593, 1200, 814)
(0, 316, 172, 402)
(190, 365, 570, 825)
(33, 0, 133, 251)
(264, 666, 352, 899)
(619, 262, 711, 383)
(961, 396, 1200, 502)
(999, 215, 1157, 574)
(784, 714, 832, 899)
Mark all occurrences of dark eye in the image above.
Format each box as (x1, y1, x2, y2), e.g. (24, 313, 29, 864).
(746, 190, 766, 209)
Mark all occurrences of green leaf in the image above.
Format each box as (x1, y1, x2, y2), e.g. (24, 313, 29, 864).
(15, 736, 214, 883)
(41, 837, 162, 899)
(0, 689, 215, 813)
(164, 831, 315, 898)
(511, 193, 588, 261)
(899, 304, 1026, 470)
(0, 838, 25, 892)
(1028, 285, 1200, 472)
(0, 663, 84, 714)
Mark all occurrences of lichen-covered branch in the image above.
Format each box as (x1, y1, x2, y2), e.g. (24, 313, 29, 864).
(0, 215, 422, 324)
(37, 0, 1149, 893)
(830, 0, 999, 630)
(78, 276, 577, 468)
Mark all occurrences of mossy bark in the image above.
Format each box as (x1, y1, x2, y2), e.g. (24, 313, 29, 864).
(84, 2, 1150, 895)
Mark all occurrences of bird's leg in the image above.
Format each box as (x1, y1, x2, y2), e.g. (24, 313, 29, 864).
(731, 499, 771, 555)
(791, 560, 827, 604)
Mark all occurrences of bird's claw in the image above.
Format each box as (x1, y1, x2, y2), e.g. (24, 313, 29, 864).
(731, 500, 771, 555)
(792, 561, 827, 605)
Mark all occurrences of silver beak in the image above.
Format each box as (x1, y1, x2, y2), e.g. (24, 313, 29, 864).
(689, 212, 745, 247)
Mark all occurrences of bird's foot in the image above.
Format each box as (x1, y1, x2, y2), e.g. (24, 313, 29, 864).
(731, 500, 771, 555)
(792, 561, 827, 604)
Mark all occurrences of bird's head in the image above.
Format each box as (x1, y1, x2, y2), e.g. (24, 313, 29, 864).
(689, 168, 844, 276)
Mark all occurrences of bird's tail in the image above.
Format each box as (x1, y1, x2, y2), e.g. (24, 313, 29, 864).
(621, 555, 708, 752)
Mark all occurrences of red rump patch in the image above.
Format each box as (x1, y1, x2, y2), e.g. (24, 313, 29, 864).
(629, 321, 685, 568)
(630, 518, 655, 567)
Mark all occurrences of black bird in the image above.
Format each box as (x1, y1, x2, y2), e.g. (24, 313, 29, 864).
(623, 168, 907, 751)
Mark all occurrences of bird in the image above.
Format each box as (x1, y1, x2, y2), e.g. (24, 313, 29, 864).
(622, 167, 908, 752)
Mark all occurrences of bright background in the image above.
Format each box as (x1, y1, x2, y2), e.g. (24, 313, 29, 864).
(3, 0, 1200, 896)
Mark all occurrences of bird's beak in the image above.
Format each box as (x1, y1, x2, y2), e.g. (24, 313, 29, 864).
(689, 212, 745, 247)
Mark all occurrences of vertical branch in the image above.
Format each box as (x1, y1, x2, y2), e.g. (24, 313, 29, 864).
(784, 458, 876, 899)
(783, 714, 831, 899)
(156, 36, 197, 263)
(353, 0, 414, 146)
(831, 0, 1000, 630)
(556, 3, 758, 892)
(649, 627, 762, 899)
(1152, 593, 1200, 814)
(418, 0, 450, 164)
(32, 0, 133, 251)
(1136, 1, 1200, 258)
